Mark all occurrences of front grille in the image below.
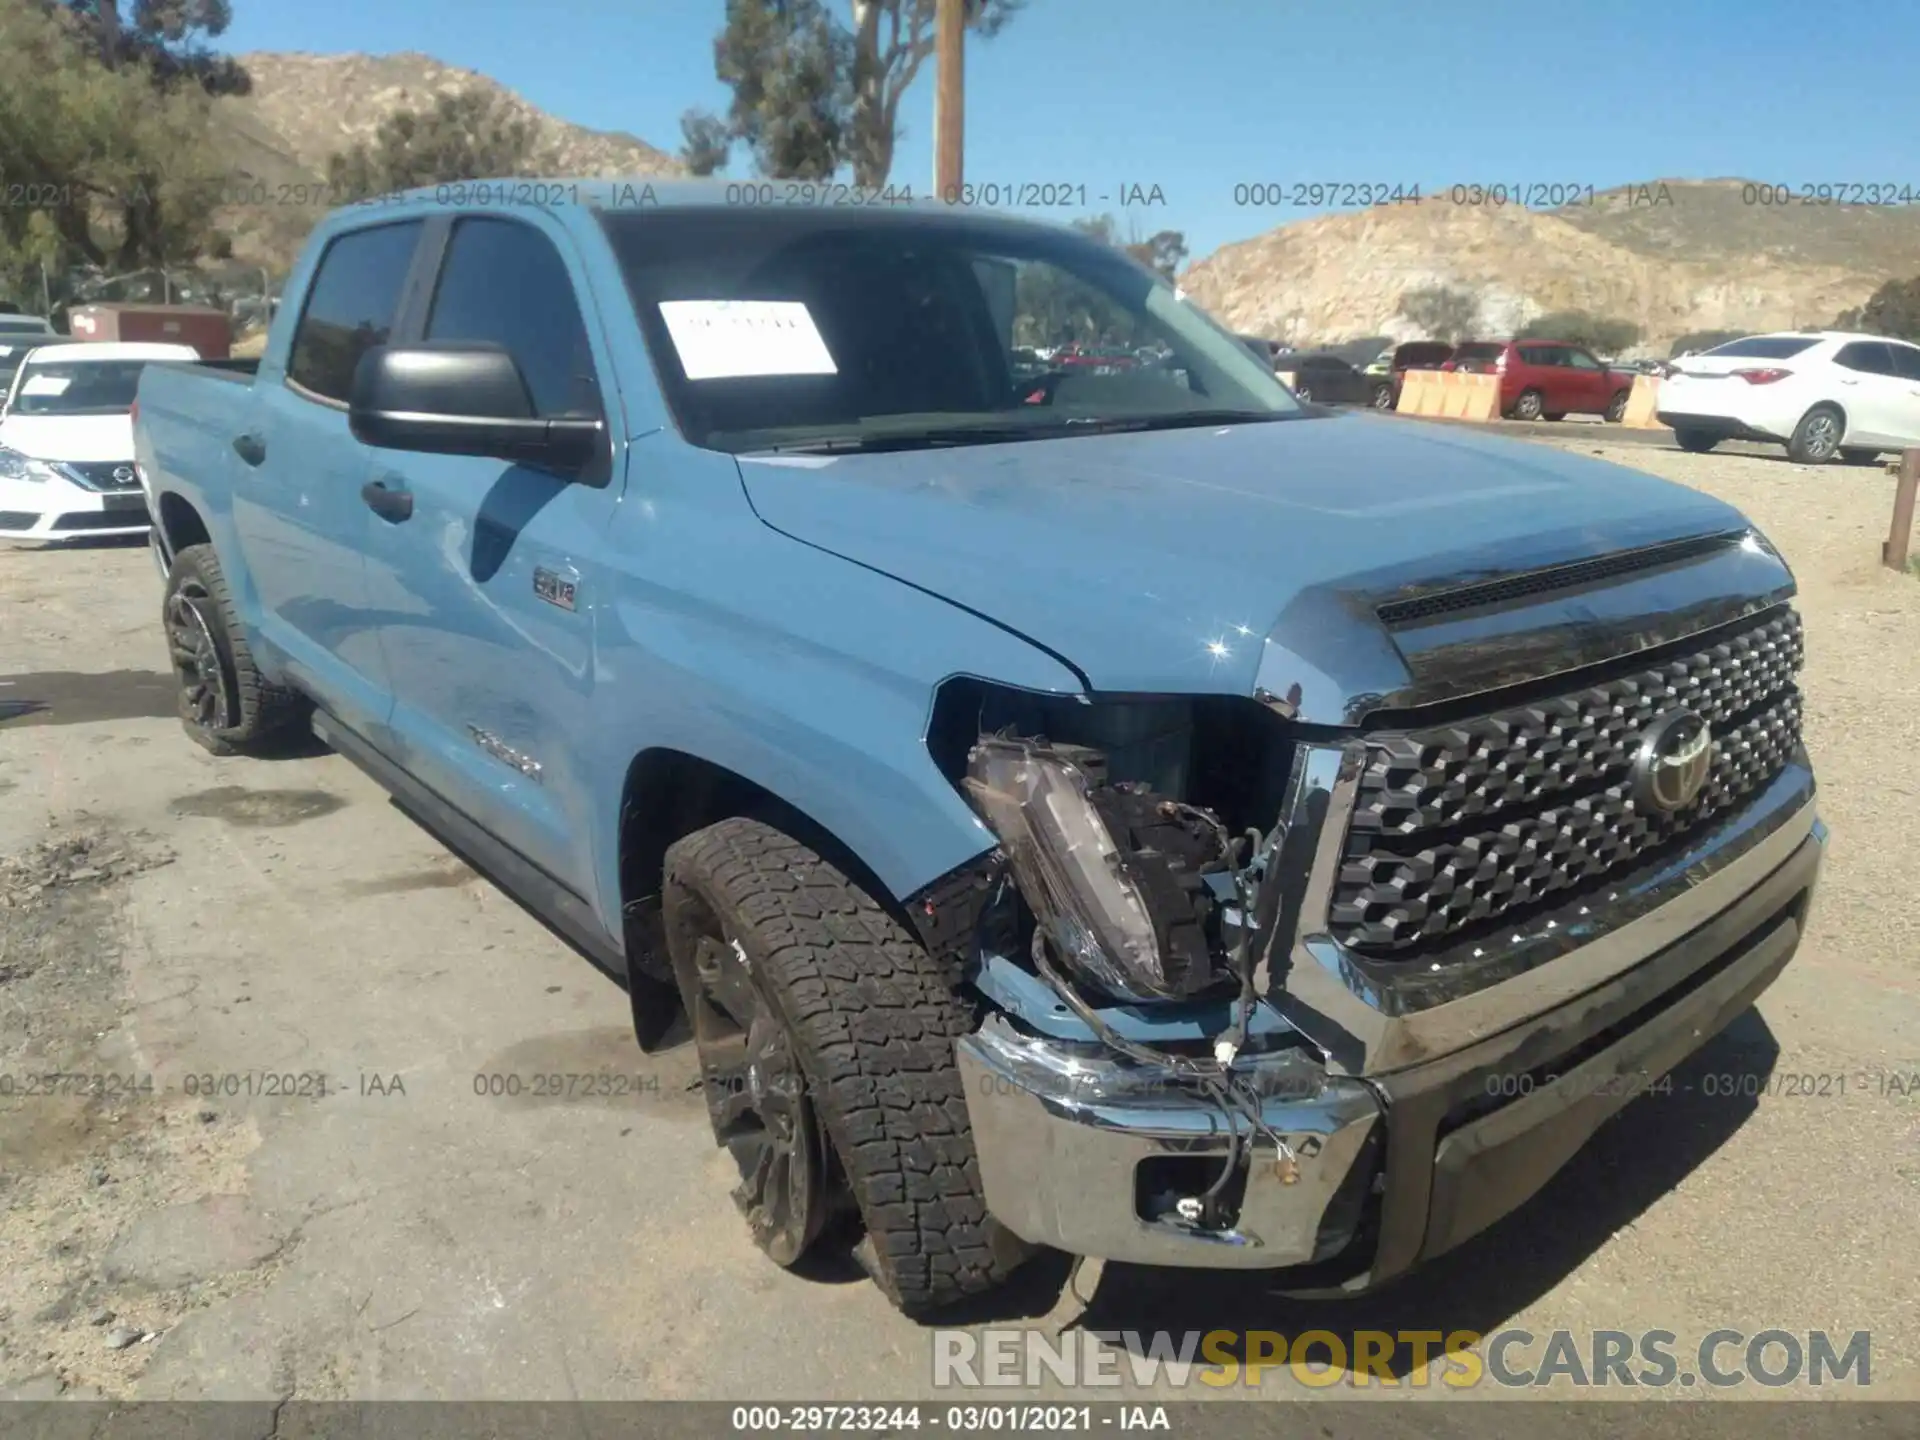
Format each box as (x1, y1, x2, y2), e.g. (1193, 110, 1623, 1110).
(1329, 608, 1805, 953)
(62, 460, 140, 492)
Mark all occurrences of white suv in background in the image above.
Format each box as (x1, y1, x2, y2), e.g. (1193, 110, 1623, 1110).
(0, 341, 199, 543)
(1657, 331, 1920, 464)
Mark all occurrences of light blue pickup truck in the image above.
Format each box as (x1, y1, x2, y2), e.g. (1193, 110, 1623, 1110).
(133, 180, 1824, 1315)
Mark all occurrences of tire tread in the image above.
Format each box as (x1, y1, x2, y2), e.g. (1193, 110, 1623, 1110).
(664, 817, 1022, 1316)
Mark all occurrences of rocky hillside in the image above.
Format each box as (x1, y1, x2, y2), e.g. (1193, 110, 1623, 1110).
(208, 51, 685, 269)
(1181, 180, 1920, 353)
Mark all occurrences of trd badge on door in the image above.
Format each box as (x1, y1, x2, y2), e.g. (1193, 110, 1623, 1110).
(533, 566, 578, 611)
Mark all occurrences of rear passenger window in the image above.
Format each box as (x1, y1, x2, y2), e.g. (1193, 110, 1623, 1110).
(425, 218, 601, 418)
(287, 221, 423, 403)
(1835, 342, 1896, 376)
(1890, 344, 1920, 381)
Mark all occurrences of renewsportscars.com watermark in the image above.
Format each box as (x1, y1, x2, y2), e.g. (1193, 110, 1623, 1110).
(933, 1328, 1872, 1391)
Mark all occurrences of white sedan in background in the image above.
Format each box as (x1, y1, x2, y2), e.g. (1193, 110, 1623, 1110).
(1657, 331, 1920, 464)
(0, 340, 199, 543)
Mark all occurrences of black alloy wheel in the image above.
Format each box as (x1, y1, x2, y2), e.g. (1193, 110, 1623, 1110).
(681, 893, 828, 1266)
(165, 581, 234, 732)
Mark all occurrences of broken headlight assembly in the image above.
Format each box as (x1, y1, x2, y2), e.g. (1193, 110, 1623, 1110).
(962, 734, 1241, 1004)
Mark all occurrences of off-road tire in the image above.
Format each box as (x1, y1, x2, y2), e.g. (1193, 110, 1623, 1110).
(162, 543, 308, 756)
(1787, 404, 1844, 465)
(1604, 390, 1630, 423)
(662, 816, 1027, 1316)
(1673, 428, 1720, 454)
(1511, 389, 1545, 421)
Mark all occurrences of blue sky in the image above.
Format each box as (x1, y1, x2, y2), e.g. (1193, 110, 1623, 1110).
(225, 0, 1920, 260)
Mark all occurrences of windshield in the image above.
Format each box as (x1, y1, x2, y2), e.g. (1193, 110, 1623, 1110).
(597, 205, 1302, 454)
(7, 359, 149, 416)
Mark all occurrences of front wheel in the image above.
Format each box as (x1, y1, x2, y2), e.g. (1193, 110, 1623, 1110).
(1788, 404, 1844, 464)
(1293, 384, 1313, 402)
(1370, 382, 1395, 411)
(162, 544, 309, 756)
(663, 817, 1029, 1316)
(1511, 389, 1545, 421)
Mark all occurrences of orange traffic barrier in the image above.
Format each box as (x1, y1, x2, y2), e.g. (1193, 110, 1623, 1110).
(1395, 369, 1437, 414)
(1621, 373, 1664, 429)
(1397, 369, 1498, 421)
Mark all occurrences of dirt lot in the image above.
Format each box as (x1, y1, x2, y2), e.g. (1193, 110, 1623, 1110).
(2, 437, 1918, 1409)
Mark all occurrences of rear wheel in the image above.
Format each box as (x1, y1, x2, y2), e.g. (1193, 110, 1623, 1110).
(1511, 389, 1545, 421)
(1370, 382, 1395, 411)
(663, 817, 1028, 1316)
(1294, 383, 1313, 402)
(1787, 404, 1844, 464)
(1673, 428, 1720, 454)
(1604, 390, 1630, 423)
(162, 544, 308, 756)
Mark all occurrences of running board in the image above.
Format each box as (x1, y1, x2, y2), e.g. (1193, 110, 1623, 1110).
(311, 708, 622, 969)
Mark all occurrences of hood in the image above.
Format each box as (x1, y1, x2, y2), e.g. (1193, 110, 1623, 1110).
(738, 414, 1782, 715)
(0, 413, 135, 464)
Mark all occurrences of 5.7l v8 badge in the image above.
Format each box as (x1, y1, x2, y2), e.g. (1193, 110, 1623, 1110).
(533, 566, 579, 611)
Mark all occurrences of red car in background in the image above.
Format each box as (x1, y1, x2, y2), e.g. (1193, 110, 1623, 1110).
(1053, 343, 1139, 373)
(1443, 339, 1636, 422)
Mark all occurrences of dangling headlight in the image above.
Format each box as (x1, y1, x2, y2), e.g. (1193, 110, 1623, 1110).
(963, 735, 1214, 1002)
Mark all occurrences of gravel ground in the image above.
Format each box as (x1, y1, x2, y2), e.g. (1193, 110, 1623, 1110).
(1, 439, 1917, 1413)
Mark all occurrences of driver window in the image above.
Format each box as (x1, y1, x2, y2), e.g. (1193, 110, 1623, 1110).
(1002, 257, 1190, 392)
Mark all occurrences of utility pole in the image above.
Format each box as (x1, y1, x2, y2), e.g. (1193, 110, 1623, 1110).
(934, 0, 965, 201)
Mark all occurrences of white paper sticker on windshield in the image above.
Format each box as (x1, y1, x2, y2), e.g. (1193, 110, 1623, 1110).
(658, 300, 837, 381)
(19, 375, 70, 396)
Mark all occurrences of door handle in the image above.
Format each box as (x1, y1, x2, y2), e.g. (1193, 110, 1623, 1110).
(231, 432, 267, 466)
(1839, 378, 1859, 386)
(361, 479, 414, 522)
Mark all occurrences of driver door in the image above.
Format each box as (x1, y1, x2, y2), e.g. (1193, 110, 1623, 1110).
(358, 213, 624, 896)
(1563, 346, 1609, 413)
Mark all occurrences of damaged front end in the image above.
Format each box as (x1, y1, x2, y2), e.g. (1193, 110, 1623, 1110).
(922, 683, 1386, 1269)
(917, 542, 1821, 1284)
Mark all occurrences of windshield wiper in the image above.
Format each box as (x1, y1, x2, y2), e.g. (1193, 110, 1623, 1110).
(1042, 409, 1292, 435)
(751, 410, 1292, 456)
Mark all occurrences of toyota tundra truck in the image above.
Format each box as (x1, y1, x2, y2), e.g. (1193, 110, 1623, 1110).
(132, 181, 1824, 1315)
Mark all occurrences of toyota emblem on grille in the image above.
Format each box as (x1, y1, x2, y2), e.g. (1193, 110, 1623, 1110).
(112, 465, 135, 485)
(1632, 710, 1714, 813)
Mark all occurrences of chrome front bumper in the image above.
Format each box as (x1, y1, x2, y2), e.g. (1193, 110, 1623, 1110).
(955, 1022, 1381, 1269)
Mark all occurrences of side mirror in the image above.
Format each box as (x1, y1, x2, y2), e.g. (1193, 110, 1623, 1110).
(348, 343, 604, 471)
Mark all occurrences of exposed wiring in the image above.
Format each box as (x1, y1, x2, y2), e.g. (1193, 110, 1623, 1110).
(973, 801, 1302, 1232)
